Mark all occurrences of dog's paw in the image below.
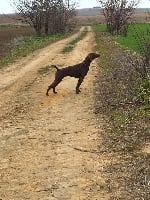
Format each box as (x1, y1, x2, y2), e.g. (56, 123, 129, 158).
(76, 90, 81, 94)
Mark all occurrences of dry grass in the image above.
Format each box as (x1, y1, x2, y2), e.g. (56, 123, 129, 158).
(0, 25, 35, 58)
(76, 15, 105, 25)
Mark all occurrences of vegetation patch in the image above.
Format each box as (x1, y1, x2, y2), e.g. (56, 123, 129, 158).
(0, 30, 71, 69)
(0, 25, 35, 59)
(117, 23, 150, 54)
(62, 28, 88, 53)
(38, 65, 53, 75)
(93, 24, 149, 200)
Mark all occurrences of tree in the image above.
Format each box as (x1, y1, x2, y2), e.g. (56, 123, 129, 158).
(43, 0, 76, 34)
(12, 0, 44, 35)
(12, 0, 77, 35)
(97, 0, 139, 35)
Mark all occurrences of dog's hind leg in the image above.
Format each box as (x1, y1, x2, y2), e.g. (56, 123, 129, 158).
(46, 82, 56, 96)
(46, 78, 62, 96)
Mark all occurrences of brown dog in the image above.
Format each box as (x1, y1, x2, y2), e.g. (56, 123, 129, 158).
(46, 52, 100, 96)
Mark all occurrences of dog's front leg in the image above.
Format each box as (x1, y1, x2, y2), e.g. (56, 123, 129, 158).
(46, 85, 52, 96)
(76, 77, 84, 94)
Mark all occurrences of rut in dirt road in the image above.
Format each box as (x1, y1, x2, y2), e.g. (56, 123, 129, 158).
(0, 27, 111, 199)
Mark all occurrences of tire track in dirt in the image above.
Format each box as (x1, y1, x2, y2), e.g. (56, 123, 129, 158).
(0, 26, 112, 199)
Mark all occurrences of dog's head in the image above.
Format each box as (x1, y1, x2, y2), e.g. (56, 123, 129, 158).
(86, 53, 100, 62)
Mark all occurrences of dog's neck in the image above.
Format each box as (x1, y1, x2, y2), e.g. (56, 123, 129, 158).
(83, 57, 93, 66)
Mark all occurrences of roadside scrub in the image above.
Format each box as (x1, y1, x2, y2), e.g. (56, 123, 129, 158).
(117, 22, 150, 107)
(93, 24, 149, 200)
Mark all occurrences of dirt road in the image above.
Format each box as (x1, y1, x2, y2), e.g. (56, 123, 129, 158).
(0, 27, 110, 199)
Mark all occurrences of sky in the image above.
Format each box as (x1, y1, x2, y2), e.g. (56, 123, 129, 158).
(0, 0, 150, 14)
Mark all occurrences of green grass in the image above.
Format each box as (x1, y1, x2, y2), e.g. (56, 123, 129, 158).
(62, 28, 88, 53)
(135, 78, 150, 105)
(38, 65, 53, 75)
(0, 32, 70, 68)
(116, 23, 150, 105)
(92, 24, 107, 32)
(93, 23, 150, 55)
(117, 23, 150, 54)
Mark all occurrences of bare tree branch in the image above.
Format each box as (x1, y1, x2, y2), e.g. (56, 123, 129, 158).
(12, 0, 77, 35)
(97, 0, 140, 35)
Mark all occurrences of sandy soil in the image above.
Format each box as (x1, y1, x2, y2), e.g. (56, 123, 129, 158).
(0, 27, 111, 199)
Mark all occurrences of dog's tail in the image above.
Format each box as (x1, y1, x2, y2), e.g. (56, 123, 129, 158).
(51, 65, 60, 71)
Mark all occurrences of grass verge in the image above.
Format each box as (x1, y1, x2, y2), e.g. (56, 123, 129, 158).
(93, 24, 149, 200)
(0, 32, 72, 69)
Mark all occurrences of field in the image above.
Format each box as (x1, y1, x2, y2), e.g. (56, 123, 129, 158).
(93, 23, 150, 54)
(117, 23, 150, 54)
(76, 8, 150, 25)
(0, 25, 70, 68)
(0, 25, 35, 58)
(0, 8, 149, 65)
